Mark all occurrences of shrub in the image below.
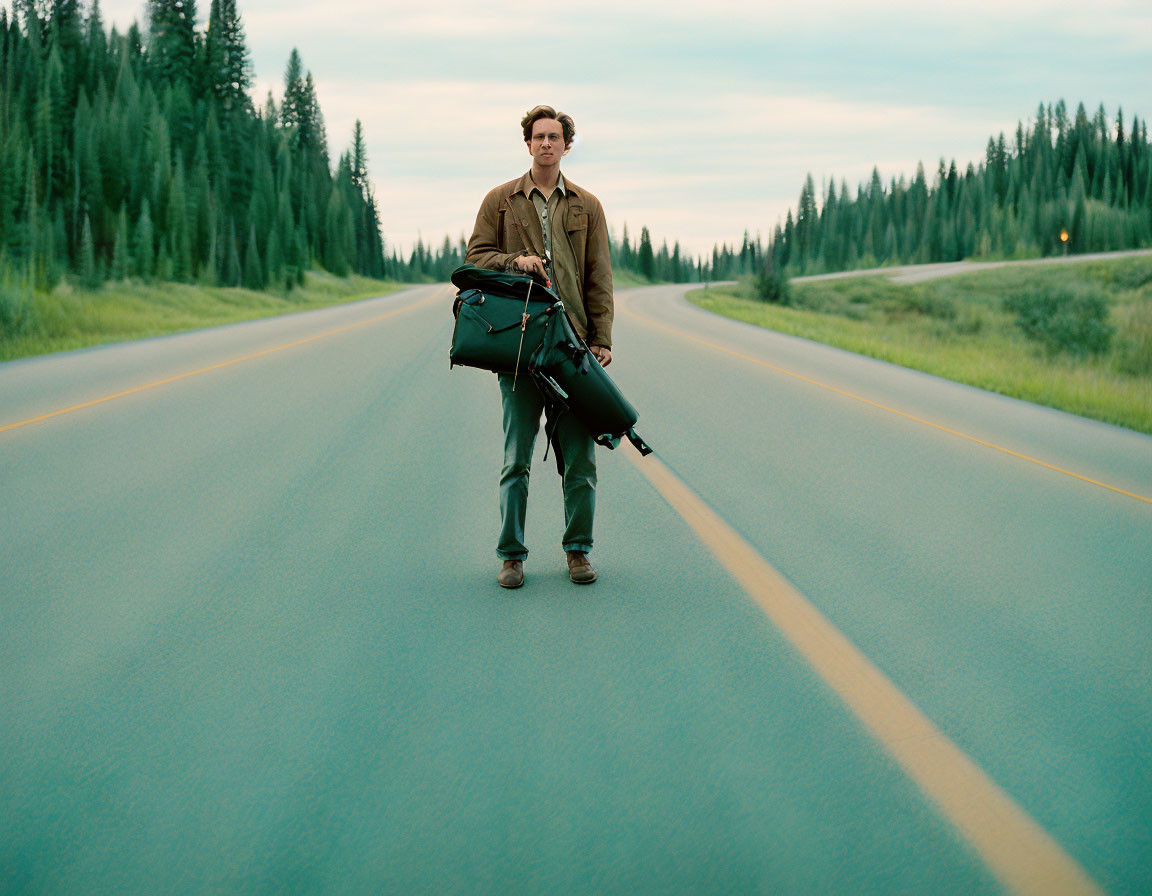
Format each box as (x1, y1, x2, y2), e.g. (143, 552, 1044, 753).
(754, 256, 791, 305)
(1005, 284, 1114, 357)
(1115, 298, 1152, 376)
(884, 287, 957, 320)
(0, 278, 36, 340)
(1088, 255, 1152, 291)
(955, 307, 986, 335)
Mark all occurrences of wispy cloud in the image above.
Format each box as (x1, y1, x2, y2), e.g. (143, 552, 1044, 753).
(304, 75, 1019, 252)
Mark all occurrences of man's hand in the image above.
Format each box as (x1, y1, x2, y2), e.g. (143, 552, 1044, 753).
(590, 345, 612, 367)
(512, 254, 549, 283)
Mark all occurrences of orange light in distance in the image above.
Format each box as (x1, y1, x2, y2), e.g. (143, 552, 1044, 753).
(1060, 229, 1069, 243)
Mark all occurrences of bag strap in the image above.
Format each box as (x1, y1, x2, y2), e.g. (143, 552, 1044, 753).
(511, 278, 533, 391)
(532, 369, 570, 477)
(481, 316, 539, 335)
(529, 328, 654, 459)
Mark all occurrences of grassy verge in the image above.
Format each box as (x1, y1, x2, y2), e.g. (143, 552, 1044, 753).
(0, 269, 657, 363)
(613, 270, 656, 290)
(688, 256, 1152, 435)
(0, 271, 409, 363)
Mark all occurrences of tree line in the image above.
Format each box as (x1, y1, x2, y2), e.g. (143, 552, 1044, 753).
(0, 0, 720, 297)
(767, 101, 1152, 277)
(410, 96, 1152, 289)
(5, 6, 1141, 304)
(0, 0, 386, 293)
(395, 224, 713, 284)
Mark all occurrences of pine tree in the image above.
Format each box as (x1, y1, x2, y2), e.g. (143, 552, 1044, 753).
(619, 223, 633, 270)
(35, 44, 68, 202)
(293, 224, 308, 284)
(134, 198, 154, 277)
(188, 140, 213, 272)
(221, 217, 240, 285)
(111, 204, 131, 279)
(794, 173, 818, 271)
(280, 48, 308, 140)
(84, 0, 109, 91)
(166, 155, 190, 279)
(1069, 161, 1088, 253)
(49, 0, 84, 97)
(204, 0, 250, 111)
(297, 72, 328, 161)
(265, 226, 283, 288)
(350, 119, 368, 195)
(323, 184, 351, 275)
(79, 212, 99, 287)
(638, 226, 654, 280)
(147, 0, 197, 87)
(201, 221, 218, 286)
(242, 222, 263, 288)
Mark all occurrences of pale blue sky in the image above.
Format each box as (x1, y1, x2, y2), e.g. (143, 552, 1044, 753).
(95, 0, 1152, 258)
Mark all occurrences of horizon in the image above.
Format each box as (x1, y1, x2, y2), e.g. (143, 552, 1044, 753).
(16, 0, 1152, 259)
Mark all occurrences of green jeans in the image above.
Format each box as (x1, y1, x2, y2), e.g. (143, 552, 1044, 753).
(497, 373, 596, 561)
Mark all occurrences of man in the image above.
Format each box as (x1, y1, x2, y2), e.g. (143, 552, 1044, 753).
(466, 105, 614, 589)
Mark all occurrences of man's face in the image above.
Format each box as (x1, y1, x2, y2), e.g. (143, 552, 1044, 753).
(527, 118, 567, 166)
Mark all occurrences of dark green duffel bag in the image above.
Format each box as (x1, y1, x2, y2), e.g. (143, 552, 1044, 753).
(449, 263, 652, 457)
(530, 309, 652, 456)
(449, 265, 561, 376)
(451, 288, 562, 375)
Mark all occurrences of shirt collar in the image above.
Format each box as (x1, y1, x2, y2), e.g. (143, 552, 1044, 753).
(519, 170, 567, 198)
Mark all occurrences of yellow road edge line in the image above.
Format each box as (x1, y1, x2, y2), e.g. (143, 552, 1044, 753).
(0, 289, 447, 436)
(620, 306, 1152, 506)
(627, 449, 1104, 896)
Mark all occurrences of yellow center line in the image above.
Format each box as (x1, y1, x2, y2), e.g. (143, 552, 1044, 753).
(627, 450, 1104, 896)
(620, 305, 1152, 506)
(0, 289, 447, 436)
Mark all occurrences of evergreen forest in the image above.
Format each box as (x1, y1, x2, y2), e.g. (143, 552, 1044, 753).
(1, 0, 1147, 315)
(399, 225, 704, 285)
(767, 101, 1152, 277)
(0, 0, 386, 293)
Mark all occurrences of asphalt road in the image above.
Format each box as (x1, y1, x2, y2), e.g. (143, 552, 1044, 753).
(792, 247, 1152, 283)
(2, 282, 1150, 894)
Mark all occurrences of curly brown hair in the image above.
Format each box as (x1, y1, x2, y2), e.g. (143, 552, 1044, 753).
(521, 105, 575, 147)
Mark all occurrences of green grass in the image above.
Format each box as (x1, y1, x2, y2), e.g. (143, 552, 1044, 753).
(612, 270, 655, 290)
(688, 256, 1152, 435)
(0, 271, 409, 363)
(0, 269, 656, 364)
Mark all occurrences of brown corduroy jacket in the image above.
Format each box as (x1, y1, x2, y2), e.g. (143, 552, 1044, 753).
(465, 171, 614, 348)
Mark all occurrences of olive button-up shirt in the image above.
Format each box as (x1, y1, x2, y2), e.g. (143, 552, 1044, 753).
(528, 172, 566, 265)
(521, 173, 582, 336)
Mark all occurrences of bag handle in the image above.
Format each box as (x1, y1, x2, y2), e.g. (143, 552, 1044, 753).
(593, 428, 652, 456)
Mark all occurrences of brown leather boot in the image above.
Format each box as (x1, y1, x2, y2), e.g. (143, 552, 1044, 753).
(566, 551, 597, 584)
(497, 560, 524, 588)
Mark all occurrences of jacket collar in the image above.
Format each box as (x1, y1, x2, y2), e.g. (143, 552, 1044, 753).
(505, 174, 545, 256)
(510, 169, 571, 200)
(504, 171, 585, 256)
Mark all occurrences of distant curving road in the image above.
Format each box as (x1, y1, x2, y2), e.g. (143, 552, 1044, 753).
(2, 282, 1149, 893)
(792, 247, 1152, 283)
